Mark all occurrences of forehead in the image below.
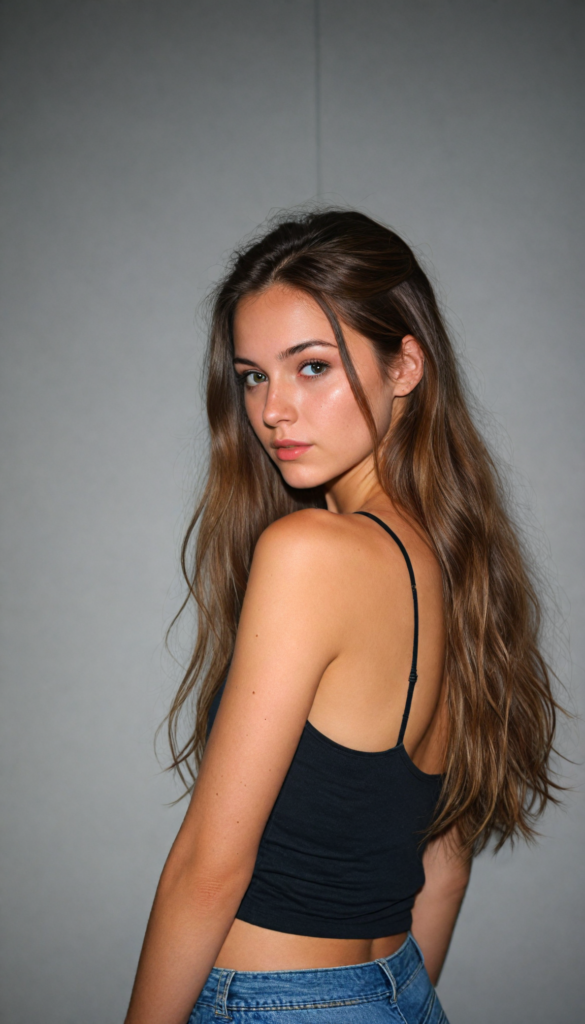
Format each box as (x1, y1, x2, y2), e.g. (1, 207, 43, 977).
(233, 284, 334, 351)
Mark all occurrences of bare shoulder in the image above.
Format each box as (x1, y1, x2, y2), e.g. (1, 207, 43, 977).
(252, 508, 354, 575)
(244, 509, 361, 642)
(252, 507, 440, 593)
(245, 510, 443, 659)
(257, 507, 347, 545)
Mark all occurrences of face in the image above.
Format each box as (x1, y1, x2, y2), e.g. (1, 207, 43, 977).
(232, 284, 413, 494)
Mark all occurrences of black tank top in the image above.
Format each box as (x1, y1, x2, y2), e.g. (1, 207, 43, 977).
(206, 511, 443, 939)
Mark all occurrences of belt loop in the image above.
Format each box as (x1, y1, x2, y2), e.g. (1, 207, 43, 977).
(374, 958, 397, 1002)
(214, 968, 235, 1019)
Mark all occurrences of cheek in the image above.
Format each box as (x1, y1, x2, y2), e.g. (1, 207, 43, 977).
(305, 379, 373, 451)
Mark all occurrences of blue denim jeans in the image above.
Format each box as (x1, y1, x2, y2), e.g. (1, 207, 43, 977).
(188, 933, 449, 1023)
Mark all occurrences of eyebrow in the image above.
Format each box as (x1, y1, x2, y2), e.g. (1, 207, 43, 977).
(232, 340, 337, 366)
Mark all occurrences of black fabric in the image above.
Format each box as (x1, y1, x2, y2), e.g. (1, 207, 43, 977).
(205, 512, 443, 939)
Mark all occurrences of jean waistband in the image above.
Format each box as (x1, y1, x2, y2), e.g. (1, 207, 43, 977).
(197, 933, 424, 1015)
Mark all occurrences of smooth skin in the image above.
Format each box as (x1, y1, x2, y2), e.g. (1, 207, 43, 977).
(124, 285, 471, 1024)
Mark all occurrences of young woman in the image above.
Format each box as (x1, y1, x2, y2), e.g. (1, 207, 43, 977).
(124, 210, 559, 1024)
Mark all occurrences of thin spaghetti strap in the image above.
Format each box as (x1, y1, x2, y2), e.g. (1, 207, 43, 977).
(353, 511, 419, 746)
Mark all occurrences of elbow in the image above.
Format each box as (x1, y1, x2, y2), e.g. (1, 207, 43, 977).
(441, 869, 471, 907)
(158, 852, 253, 912)
(183, 874, 244, 914)
(436, 861, 471, 899)
(444, 875, 470, 904)
(422, 835, 472, 895)
(422, 861, 471, 904)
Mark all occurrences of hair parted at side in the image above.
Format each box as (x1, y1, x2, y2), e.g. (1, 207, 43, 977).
(165, 207, 563, 855)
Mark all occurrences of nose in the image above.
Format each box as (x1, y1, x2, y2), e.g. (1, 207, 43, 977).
(262, 378, 297, 429)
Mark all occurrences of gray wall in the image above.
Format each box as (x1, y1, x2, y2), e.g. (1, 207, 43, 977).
(1, 2, 583, 1022)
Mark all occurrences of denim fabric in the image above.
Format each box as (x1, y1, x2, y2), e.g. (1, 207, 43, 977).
(188, 934, 449, 1023)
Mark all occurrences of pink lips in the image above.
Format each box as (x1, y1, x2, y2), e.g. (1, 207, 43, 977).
(273, 439, 313, 461)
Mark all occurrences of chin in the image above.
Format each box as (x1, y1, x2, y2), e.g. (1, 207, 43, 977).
(276, 464, 329, 491)
(280, 474, 324, 493)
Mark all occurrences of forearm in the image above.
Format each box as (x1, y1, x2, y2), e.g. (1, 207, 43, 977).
(124, 867, 248, 1024)
(410, 875, 469, 985)
(410, 826, 471, 986)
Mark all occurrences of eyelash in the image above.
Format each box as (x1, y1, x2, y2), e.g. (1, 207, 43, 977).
(235, 360, 330, 388)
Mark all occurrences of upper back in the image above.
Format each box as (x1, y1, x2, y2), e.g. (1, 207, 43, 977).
(303, 507, 447, 775)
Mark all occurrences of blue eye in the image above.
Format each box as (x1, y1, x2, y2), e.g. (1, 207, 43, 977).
(300, 361, 329, 377)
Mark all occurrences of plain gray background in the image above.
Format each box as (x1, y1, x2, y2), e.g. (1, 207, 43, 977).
(1, 2, 583, 1022)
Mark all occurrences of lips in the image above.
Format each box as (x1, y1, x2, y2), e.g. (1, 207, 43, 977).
(272, 439, 313, 461)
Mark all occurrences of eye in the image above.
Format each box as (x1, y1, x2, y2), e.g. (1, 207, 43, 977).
(299, 360, 329, 378)
(237, 370, 267, 388)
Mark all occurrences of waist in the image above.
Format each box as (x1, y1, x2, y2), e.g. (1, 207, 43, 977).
(200, 933, 423, 1012)
(215, 918, 408, 971)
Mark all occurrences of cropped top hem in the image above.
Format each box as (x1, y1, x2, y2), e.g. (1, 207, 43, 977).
(235, 900, 413, 940)
(303, 719, 443, 783)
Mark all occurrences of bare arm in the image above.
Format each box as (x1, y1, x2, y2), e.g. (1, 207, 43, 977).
(410, 825, 471, 986)
(124, 510, 345, 1024)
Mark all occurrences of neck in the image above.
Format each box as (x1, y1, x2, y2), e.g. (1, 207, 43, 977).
(323, 453, 390, 515)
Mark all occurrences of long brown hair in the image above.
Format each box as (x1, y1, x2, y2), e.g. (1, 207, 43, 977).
(166, 209, 562, 854)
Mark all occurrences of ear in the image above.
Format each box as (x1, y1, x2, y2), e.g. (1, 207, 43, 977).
(391, 335, 425, 396)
